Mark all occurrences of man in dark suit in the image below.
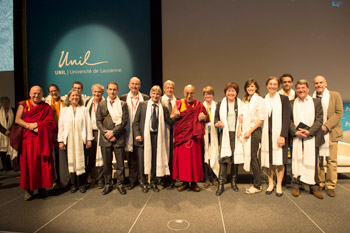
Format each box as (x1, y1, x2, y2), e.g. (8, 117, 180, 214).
(96, 82, 128, 195)
(133, 85, 176, 193)
(120, 77, 149, 190)
(290, 80, 325, 199)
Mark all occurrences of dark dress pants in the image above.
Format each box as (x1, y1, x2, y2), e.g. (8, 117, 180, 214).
(250, 127, 262, 189)
(101, 146, 125, 186)
(85, 130, 103, 183)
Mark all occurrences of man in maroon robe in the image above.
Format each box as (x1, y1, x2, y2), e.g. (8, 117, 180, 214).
(15, 86, 56, 201)
(171, 85, 209, 192)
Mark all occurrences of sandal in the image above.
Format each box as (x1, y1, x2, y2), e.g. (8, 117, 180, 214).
(245, 186, 262, 194)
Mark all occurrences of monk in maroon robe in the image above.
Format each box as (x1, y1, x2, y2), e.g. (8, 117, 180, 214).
(15, 86, 55, 201)
(171, 85, 209, 192)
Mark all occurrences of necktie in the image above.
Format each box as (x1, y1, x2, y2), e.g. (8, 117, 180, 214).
(168, 98, 173, 113)
(110, 100, 114, 106)
(152, 103, 158, 131)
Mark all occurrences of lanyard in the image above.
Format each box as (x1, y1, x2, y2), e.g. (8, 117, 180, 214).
(206, 105, 211, 121)
(131, 96, 140, 111)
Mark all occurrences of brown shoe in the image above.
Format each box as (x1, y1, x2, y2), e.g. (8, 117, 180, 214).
(177, 182, 189, 192)
(191, 182, 200, 192)
(327, 189, 336, 197)
(319, 186, 324, 192)
(292, 188, 300, 197)
(213, 181, 219, 187)
(311, 190, 324, 199)
(204, 181, 210, 189)
(24, 191, 34, 201)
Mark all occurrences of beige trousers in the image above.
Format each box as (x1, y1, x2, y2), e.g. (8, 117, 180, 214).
(318, 141, 338, 190)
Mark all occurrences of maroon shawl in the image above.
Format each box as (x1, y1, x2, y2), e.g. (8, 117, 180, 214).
(173, 99, 209, 147)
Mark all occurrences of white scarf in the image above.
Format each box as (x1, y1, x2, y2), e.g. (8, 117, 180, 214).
(86, 97, 104, 167)
(161, 94, 177, 158)
(143, 100, 170, 176)
(312, 88, 330, 157)
(66, 106, 86, 175)
(279, 89, 295, 101)
(203, 101, 219, 177)
(236, 94, 260, 172)
(292, 96, 316, 185)
(0, 107, 14, 152)
(126, 92, 144, 152)
(261, 93, 283, 167)
(107, 96, 123, 126)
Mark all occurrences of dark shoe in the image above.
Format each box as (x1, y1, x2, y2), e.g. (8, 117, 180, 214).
(231, 179, 239, 192)
(38, 188, 48, 198)
(79, 186, 87, 193)
(276, 192, 283, 197)
(116, 186, 127, 195)
(141, 184, 149, 193)
(299, 184, 305, 191)
(204, 181, 210, 189)
(310, 190, 324, 199)
(166, 181, 176, 190)
(128, 183, 137, 190)
(102, 185, 113, 195)
(151, 184, 160, 192)
(265, 188, 274, 195)
(177, 182, 189, 192)
(327, 189, 336, 197)
(190, 182, 200, 192)
(71, 185, 78, 193)
(216, 183, 224, 196)
(24, 190, 34, 201)
(292, 188, 299, 197)
(97, 180, 105, 189)
(213, 181, 219, 187)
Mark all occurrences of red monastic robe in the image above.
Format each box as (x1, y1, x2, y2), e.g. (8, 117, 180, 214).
(172, 99, 209, 182)
(19, 100, 56, 190)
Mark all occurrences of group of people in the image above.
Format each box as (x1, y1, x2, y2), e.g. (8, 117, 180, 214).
(4, 73, 343, 201)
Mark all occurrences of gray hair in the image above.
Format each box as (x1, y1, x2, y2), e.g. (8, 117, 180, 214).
(91, 84, 105, 94)
(150, 85, 162, 95)
(163, 80, 175, 89)
(65, 90, 84, 106)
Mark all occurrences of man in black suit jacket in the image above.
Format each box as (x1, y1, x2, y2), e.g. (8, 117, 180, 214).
(133, 85, 176, 193)
(96, 82, 128, 195)
(120, 77, 149, 190)
(290, 80, 325, 199)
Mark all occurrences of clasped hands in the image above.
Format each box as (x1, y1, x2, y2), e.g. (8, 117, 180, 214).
(27, 122, 38, 133)
(295, 128, 310, 139)
(104, 130, 117, 142)
(170, 110, 180, 119)
(198, 112, 206, 121)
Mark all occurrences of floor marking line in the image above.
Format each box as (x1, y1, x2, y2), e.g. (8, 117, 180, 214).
(338, 183, 350, 192)
(128, 192, 154, 233)
(34, 190, 96, 233)
(217, 196, 227, 233)
(0, 194, 23, 208)
(285, 192, 325, 233)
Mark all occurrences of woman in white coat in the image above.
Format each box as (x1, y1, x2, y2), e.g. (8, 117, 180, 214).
(58, 90, 93, 193)
(202, 86, 219, 188)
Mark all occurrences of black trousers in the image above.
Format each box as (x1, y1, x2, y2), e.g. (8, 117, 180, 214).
(85, 130, 103, 183)
(219, 132, 237, 182)
(0, 152, 12, 171)
(127, 146, 140, 185)
(101, 146, 125, 186)
(250, 128, 262, 189)
(136, 132, 158, 185)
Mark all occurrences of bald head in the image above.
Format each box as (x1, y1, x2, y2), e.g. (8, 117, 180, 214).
(184, 84, 195, 104)
(313, 75, 328, 95)
(129, 77, 141, 95)
(29, 85, 43, 104)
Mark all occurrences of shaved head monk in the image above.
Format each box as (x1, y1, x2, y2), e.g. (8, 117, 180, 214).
(171, 84, 209, 192)
(15, 85, 56, 201)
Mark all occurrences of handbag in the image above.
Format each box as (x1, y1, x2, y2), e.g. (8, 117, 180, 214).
(9, 124, 23, 151)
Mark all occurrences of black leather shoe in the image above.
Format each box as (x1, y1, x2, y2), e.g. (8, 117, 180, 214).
(151, 184, 160, 192)
(265, 188, 274, 195)
(166, 181, 176, 190)
(116, 186, 127, 195)
(216, 184, 224, 196)
(141, 184, 149, 193)
(71, 185, 78, 193)
(97, 180, 105, 189)
(128, 183, 137, 190)
(276, 192, 283, 197)
(102, 185, 113, 195)
(38, 188, 48, 198)
(79, 186, 87, 193)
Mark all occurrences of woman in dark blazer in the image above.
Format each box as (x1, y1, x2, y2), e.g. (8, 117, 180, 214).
(261, 77, 291, 197)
